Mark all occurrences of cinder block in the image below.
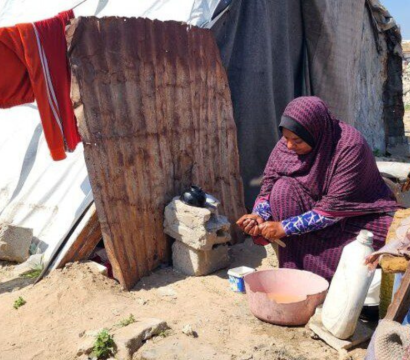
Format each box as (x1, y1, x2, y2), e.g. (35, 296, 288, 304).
(164, 195, 231, 251)
(164, 214, 230, 251)
(114, 318, 168, 360)
(164, 198, 212, 228)
(172, 241, 230, 276)
(0, 224, 32, 263)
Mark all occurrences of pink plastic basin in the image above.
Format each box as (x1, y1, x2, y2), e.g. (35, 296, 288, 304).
(244, 269, 329, 326)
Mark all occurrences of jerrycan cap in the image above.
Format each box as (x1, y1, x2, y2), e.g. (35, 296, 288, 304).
(357, 230, 374, 245)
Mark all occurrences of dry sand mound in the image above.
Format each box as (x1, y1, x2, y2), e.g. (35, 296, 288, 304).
(0, 242, 367, 360)
(0, 262, 134, 360)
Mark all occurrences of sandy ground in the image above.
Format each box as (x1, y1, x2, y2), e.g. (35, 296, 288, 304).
(0, 239, 368, 360)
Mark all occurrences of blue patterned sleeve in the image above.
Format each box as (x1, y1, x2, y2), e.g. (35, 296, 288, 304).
(252, 200, 272, 221)
(281, 210, 342, 236)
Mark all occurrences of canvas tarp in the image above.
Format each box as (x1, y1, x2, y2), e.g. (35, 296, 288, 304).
(0, 104, 92, 261)
(211, 0, 305, 208)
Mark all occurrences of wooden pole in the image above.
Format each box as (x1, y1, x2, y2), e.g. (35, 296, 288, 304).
(385, 262, 410, 323)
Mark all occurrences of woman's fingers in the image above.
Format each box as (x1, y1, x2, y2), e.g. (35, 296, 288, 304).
(236, 214, 264, 230)
(259, 222, 275, 239)
(236, 215, 249, 227)
(244, 220, 257, 234)
(249, 226, 261, 236)
(258, 222, 270, 235)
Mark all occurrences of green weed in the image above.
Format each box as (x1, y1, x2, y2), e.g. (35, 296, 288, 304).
(21, 268, 42, 279)
(158, 329, 173, 338)
(92, 329, 116, 359)
(13, 296, 26, 309)
(118, 313, 136, 327)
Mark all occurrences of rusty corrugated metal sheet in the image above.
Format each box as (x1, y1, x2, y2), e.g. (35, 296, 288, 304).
(68, 17, 246, 290)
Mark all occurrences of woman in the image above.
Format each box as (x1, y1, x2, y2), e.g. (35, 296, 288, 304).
(237, 96, 400, 281)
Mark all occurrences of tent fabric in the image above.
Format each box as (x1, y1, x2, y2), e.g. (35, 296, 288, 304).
(0, 104, 92, 261)
(302, 0, 366, 127)
(211, 0, 305, 208)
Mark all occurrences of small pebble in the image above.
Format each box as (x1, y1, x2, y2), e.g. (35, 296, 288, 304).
(182, 324, 198, 338)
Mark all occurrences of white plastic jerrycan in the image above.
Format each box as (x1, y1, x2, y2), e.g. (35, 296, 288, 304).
(322, 230, 375, 339)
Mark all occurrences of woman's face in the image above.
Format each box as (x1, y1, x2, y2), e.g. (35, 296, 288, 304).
(282, 128, 313, 155)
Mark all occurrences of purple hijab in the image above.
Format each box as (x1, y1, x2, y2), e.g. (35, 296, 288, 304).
(259, 96, 398, 217)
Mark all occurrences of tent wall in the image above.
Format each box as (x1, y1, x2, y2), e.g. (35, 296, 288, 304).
(302, 0, 404, 152)
(211, 0, 305, 208)
(0, 105, 92, 261)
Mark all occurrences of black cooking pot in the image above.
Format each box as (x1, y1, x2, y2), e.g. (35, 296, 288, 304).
(180, 185, 206, 207)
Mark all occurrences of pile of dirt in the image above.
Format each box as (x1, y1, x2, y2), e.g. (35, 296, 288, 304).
(0, 241, 367, 360)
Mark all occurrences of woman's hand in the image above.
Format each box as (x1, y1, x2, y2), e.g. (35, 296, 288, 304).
(258, 221, 286, 241)
(236, 214, 265, 236)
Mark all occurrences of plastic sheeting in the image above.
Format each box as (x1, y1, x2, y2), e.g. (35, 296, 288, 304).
(0, 104, 92, 261)
(211, 0, 305, 208)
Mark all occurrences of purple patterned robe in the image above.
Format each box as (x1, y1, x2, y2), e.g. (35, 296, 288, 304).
(255, 96, 400, 280)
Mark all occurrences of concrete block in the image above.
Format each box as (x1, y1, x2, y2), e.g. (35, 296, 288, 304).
(135, 336, 231, 360)
(113, 318, 168, 360)
(77, 319, 167, 360)
(164, 198, 212, 228)
(172, 241, 230, 276)
(76, 329, 103, 356)
(164, 214, 230, 251)
(0, 225, 32, 263)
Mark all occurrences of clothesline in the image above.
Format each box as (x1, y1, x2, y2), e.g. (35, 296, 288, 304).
(71, 0, 89, 11)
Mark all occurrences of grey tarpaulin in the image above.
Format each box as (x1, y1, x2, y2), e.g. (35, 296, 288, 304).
(211, 0, 403, 209)
(301, 0, 404, 147)
(211, 0, 305, 208)
(302, 0, 367, 126)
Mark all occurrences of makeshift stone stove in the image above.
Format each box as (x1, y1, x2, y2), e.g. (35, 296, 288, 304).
(164, 195, 231, 276)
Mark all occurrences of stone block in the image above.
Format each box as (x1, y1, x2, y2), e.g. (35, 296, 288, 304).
(164, 198, 212, 228)
(135, 336, 231, 360)
(164, 214, 230, 251)
(114, 318, 168, 360)
(172, 241, 230, 276)
(76, 329, 103, 356)
(0, 225, 32, 263)
(164, 196, 231, 251)
(77, 319, 167, 360)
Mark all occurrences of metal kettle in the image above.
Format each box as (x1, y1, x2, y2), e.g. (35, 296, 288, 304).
(180, 185, 206, 207)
